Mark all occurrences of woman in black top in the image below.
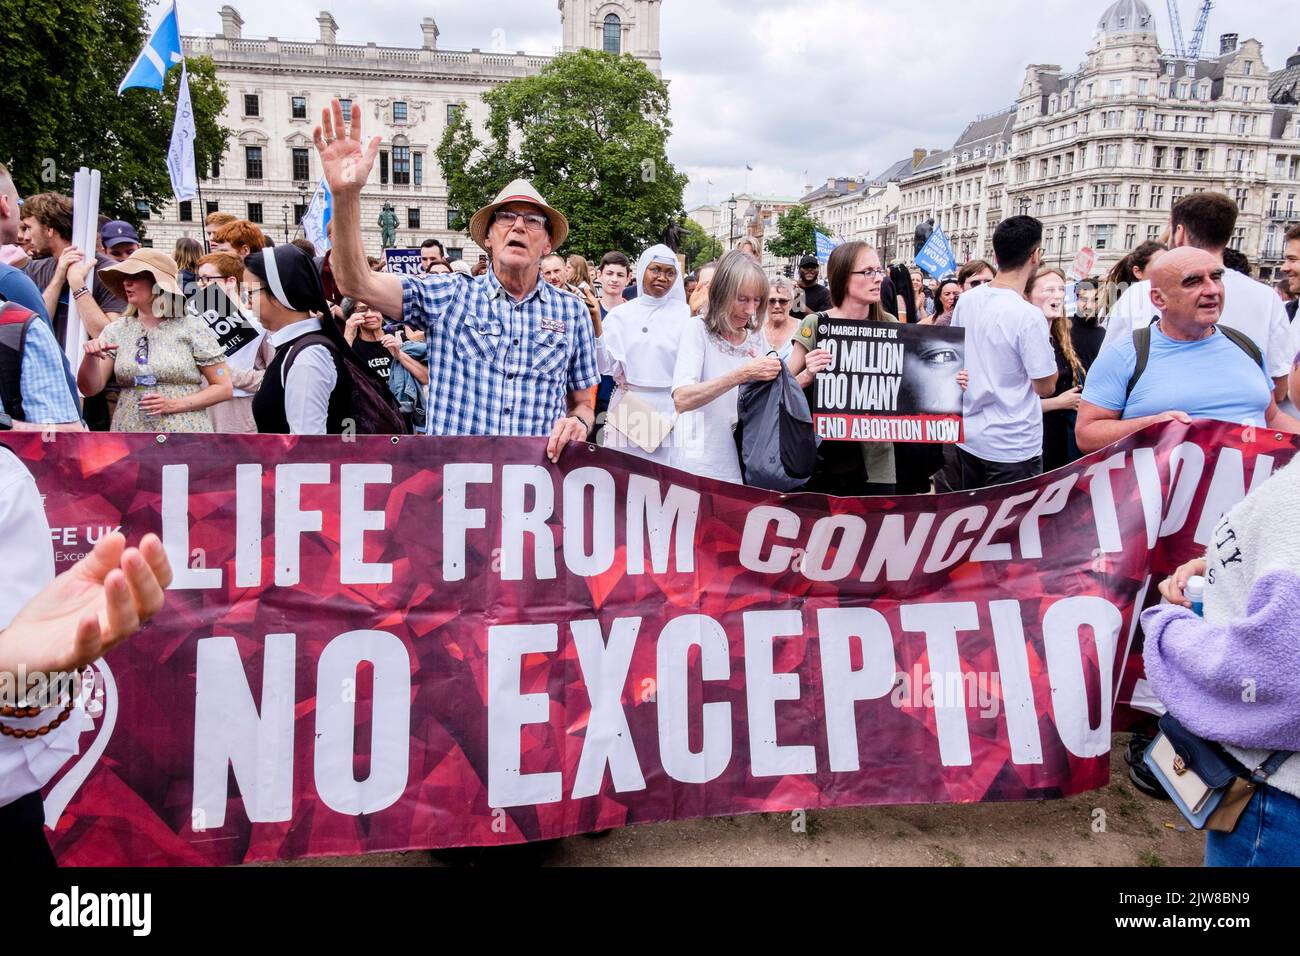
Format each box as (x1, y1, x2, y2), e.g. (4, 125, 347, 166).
(1028, 268, 1087, 472)
(342, 298, 394, 389)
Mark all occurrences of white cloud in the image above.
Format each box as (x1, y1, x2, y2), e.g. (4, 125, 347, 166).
(177, 0, 1300, 210)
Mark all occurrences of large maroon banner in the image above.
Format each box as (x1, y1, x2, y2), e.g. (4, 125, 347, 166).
(10, 421, 1293, 865)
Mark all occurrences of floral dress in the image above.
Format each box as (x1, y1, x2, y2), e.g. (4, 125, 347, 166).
(98, 312, 226, 433)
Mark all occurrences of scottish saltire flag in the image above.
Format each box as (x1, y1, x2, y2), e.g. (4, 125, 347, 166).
(914, 224, 958, 278)
(814, 230, 840, 264)
(166, 64, 198, 201)
(302, 178, 333, 254)
(118, 1, 184, 94)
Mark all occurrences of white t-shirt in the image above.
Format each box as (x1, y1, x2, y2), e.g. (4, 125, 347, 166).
(670, 320, 763, 484)
(951, 285, 1058, 464)
(1102, 270, 1295, 380)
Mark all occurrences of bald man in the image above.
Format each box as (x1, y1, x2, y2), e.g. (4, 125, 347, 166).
(1076, 247, 1300, 454)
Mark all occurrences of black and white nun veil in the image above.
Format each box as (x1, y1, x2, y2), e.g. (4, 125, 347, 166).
(244, 244, 369, 376)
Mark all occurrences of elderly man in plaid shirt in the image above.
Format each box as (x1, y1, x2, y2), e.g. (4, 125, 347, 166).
(314, 100, 597, 461)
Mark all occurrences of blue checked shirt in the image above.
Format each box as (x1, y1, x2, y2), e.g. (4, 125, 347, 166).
(0, 313, 81, 424)
(399, 269, 599, 436)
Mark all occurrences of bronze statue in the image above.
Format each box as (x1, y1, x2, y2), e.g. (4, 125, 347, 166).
(378, 202, 399, 249)
(913, 217, 935, 256)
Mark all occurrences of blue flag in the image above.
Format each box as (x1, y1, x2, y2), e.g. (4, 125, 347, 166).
(914, 224, 958, 279)
(814, 230, 840, 264)
(118, 2, 184, 94)
(302, 178, 333, 254)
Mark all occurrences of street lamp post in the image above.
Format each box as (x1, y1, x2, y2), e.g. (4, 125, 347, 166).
(728, 194, 737, 252)
(281, 202, 290, 243)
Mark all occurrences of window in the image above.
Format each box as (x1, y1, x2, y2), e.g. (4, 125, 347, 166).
(178, 201, 192, 222)
(244, 94, 260, 117)
(603, 13, 621, 54)
(1129, 184, 1141, 207)
(392, 145, 410, 185)
(1136, 108, 1147, 129)
(1132, 143, 1146, 165)
(1138, 79, 1149, 95)
(1235, 188, 1249, 211)
(414, 152, 423, 187)
(292, 147, 310, 182)
(209, 157, 221, 179)
(1110, 79, 1123, 97)
(1270, 192, 1282, 217)
(1194, 148, 1209, 171)
(1171, 186, 1185, 206)
(293, 203, 307, 225)
(1125, 224, 1137, 249)
(1089, 224, 1114, 250)
(247, 202, 263, 224)
(205, 200, 219, 216)
(407, 207, 420, 229)
(1150, 185, 1164, 208)
(291, 96, 307, 120)
(1153, 145, 1167, 168)
(1174, 115, 1186, 132)
(1195, 116, 1207, 133)
(1148, 224, 1160, 242)
(245, 146, 263, 180)
(447, 207, 461, 230)
(1159, 83, 1169, 98)
(393, 101, 408, 123)
(1245, 61, 1254, 77)
(447, 103, 464, 125)
(1230, 228, 1245, 251)
(379, 150, 389, 184)
(1154, 114, 1166, 130)
(1177, 83, 1188, 100)
(339, 98, 353, 123)
(1174, 147, 1187, 170)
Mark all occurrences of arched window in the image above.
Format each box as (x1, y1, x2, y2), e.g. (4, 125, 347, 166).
(603, 14, 621, 54)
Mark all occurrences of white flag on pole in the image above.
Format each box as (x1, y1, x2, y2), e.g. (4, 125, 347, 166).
(167, 63, 198, 202)
(301, 178, 333, 254)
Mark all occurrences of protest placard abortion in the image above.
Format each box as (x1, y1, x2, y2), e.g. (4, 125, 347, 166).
(13, 421, 1290, 865)
(188, 285, 259, 358)
(810, 320, 966, 444)
(383, 248, 422, 275)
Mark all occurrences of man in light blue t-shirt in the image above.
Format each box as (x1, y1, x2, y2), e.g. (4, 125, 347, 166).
(1077, 248, 1300, 453)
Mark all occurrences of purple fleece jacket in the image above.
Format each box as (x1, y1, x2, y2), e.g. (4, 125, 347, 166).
(1142, 569, 1300, 752)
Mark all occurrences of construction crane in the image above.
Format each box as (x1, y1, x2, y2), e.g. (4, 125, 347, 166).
(1166, 1, 1214, 61)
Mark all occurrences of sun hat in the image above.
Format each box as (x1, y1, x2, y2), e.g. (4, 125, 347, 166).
(467, 179, 569, 249)
(99, 248, 183, 299)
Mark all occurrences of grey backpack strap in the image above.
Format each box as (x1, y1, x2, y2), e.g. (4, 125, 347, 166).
(1125, 324, 1153, 399)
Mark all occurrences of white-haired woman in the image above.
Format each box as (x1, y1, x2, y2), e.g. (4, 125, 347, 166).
(671, 251, 781, 483)
(763, 276, 799, 361)
(597, 244, 691, 465)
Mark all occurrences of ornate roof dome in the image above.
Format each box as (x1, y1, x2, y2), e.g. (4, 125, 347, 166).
(1097, 0, 1155, 34)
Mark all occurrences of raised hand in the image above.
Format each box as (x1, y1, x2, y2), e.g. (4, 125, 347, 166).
(0, 533, 172, 676)
(313, 98, 381, 196)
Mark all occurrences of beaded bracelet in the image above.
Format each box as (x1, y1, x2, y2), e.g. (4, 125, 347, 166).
(0, 696, 75, 739)
(0, 668, 86, 719)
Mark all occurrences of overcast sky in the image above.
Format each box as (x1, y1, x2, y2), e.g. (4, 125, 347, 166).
(175, 0, 1298, 208)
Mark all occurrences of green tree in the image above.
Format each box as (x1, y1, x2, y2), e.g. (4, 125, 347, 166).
(766, 205, 827, 260)
(0, 0, 229, 225)
(679, 218, 723, 271)
(437, 48, 687, 260)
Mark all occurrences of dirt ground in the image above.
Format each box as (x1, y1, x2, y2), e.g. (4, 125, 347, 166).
(265, 735, 1204, 868)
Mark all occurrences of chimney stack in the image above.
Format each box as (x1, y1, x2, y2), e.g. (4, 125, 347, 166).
(421, 17, 440, 50)
(219, 5, 243, 40)
(912, 148, 926, 167)
(1220, 33, 1239, 56)
(318, 11, 339, 45)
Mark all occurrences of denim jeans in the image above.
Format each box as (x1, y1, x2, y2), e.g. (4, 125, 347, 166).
(1206, 784, 1300, 867)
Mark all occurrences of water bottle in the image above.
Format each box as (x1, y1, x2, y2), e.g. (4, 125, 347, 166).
(1185, 575, 1206, 617)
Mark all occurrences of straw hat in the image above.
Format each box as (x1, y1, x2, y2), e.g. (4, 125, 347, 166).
(99, 248, 184, 300)
(468, 179, 569, 250)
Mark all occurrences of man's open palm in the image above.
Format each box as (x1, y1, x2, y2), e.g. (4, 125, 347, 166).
(313, 98, 381, 196)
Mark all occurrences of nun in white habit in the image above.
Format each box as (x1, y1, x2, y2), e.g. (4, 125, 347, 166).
(596, 245, 691, 465)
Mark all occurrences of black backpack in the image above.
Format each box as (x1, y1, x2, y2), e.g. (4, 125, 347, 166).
(0, 302, 38, 420)
(1125, 322, 1263, 398)
(282, 333, 410, 435)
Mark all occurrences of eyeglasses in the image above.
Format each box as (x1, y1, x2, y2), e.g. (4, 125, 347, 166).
(196, 274, 222, 284)
(850, 268, 888, 279)
(492, 210, 549, 232)
(769, 297, 791, 306)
